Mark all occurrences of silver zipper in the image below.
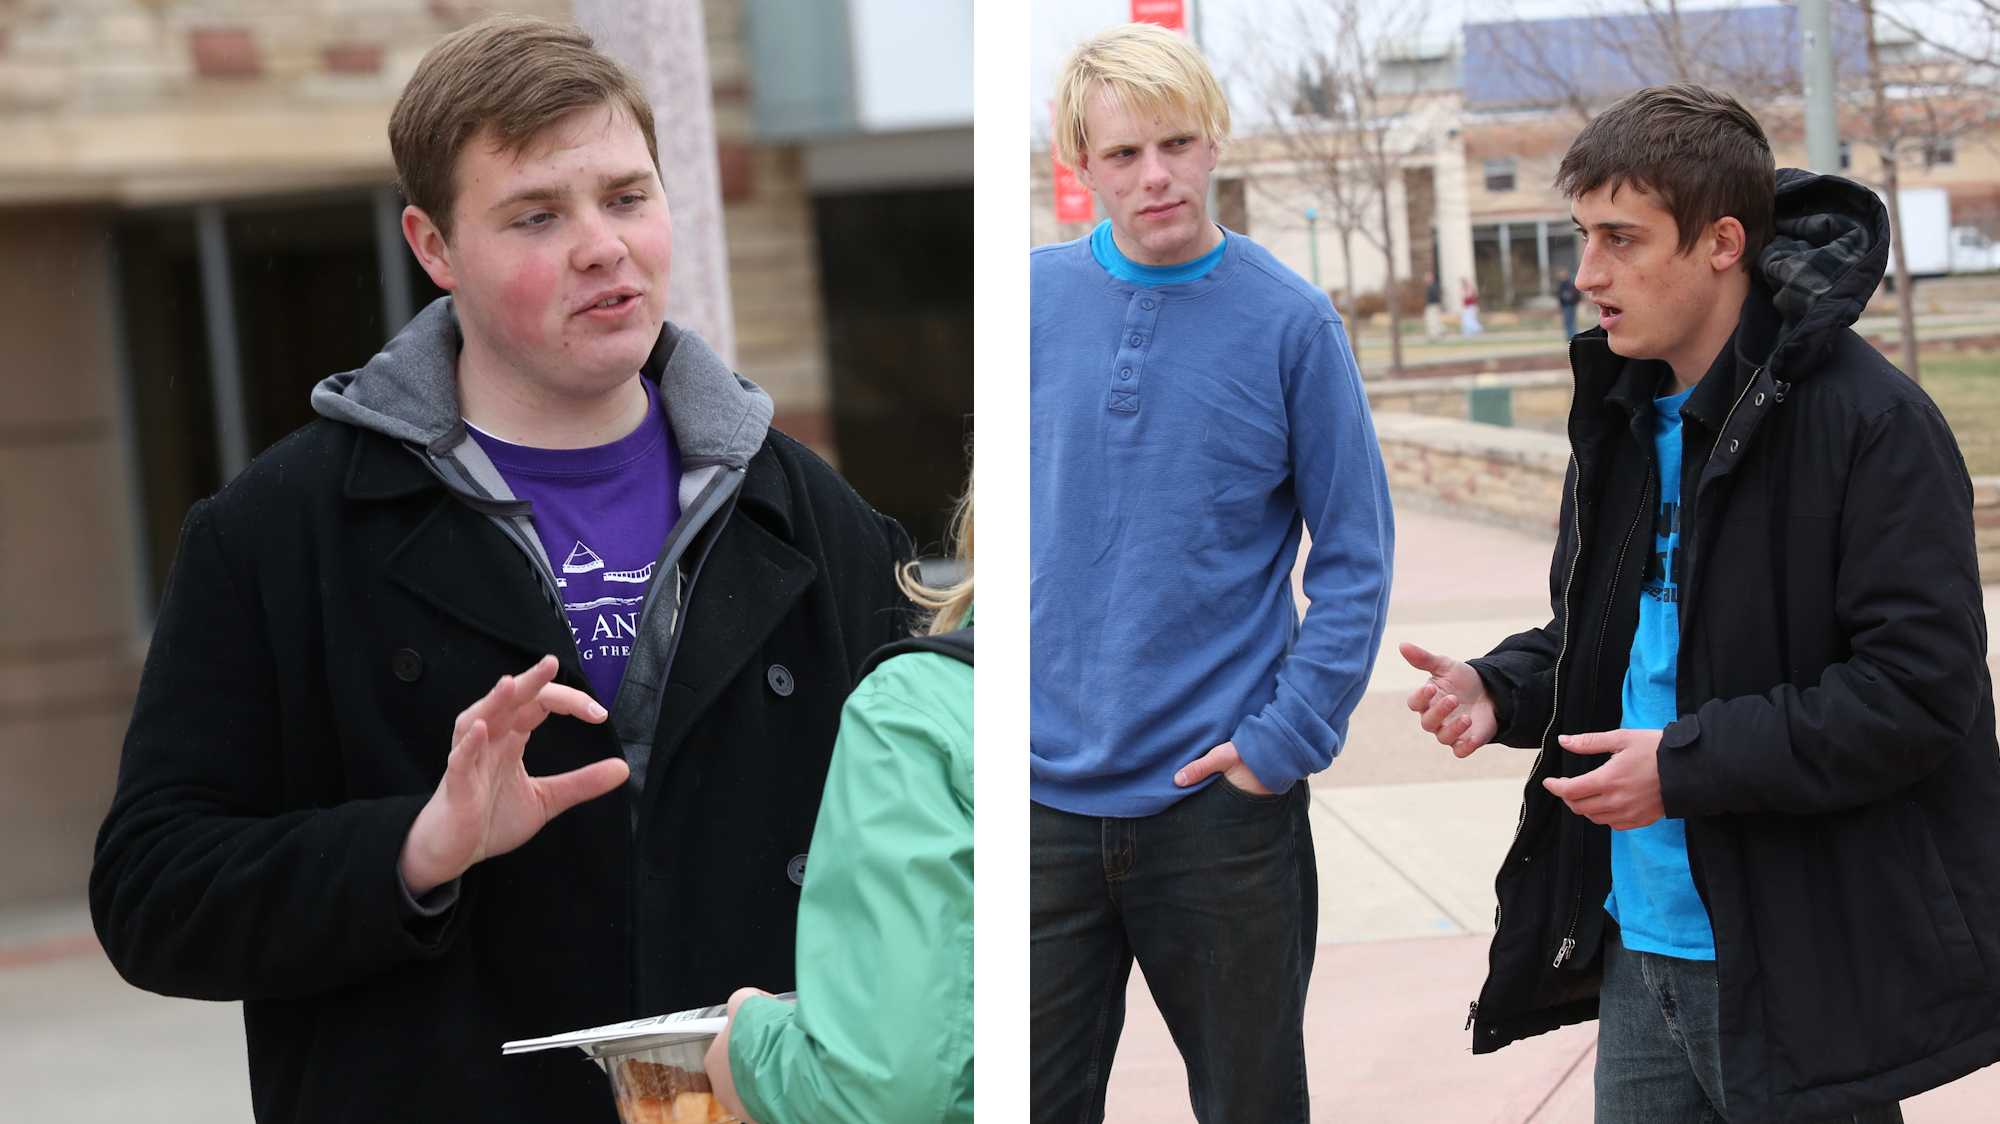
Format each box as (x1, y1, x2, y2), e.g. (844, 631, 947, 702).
(1553, 937, 1577, 968)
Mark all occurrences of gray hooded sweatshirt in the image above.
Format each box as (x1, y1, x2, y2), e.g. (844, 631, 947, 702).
(311, 296, 772, 800)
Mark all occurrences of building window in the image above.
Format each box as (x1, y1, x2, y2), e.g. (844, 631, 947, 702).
(1924, 137, 1955, 167)
(1483, 157, 1517, 193)
(1839, 141, 1852, 171)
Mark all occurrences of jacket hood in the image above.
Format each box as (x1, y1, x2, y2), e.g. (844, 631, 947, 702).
(310, 296, 772, 468)
(1753, 168, 1890, 377)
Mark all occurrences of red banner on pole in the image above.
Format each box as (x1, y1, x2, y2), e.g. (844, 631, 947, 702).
(1053, 159, 1094, 225)
(1131, 0, 1186, 31)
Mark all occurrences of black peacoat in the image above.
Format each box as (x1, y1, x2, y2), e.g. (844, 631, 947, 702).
(90, 371, 912, 1120)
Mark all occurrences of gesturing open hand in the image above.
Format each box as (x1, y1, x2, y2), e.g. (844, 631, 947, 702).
(398, 656, 629, 896)
(1399, 642, 1499, 758)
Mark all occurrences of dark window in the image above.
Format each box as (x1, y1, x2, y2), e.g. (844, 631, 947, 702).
(1925, 137, 1955, 167)
(1839, 141, 1852, 170)
(116, 191, 444, 606)
(811, 187, 973, 554)
(1483, 157, 1517, 193)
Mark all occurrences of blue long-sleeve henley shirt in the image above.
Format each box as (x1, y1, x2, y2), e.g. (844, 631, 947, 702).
(1030, 229, 1395, 817)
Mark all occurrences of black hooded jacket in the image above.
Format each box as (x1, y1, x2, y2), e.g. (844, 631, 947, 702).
(1465, 170, 2000, 1120)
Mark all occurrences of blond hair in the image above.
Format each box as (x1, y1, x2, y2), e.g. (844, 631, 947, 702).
(389, 15, 658, 241)
(897, 482, 973, 637)
(1050, 22, 1231, 171)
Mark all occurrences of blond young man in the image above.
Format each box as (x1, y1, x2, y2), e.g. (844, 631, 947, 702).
(1030, 24, 1393, 1123)
(90, 17, 911, 1122)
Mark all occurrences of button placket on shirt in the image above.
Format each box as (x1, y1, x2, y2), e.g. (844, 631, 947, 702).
(1108, 291, 1162, 414)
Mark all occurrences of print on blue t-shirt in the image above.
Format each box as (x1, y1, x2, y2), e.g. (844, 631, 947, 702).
(1605, 382, 1716, 960)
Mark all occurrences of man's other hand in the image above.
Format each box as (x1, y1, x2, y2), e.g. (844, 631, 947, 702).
(398, 655, 627, 896)
(1174, 741, 1274, 795)
(1400, 642, 1499, 758)
(1543, 729, 1664, 830)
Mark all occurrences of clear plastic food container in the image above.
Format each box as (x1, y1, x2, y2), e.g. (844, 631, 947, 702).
(592, 1032, 739, 1124)
(504, 996, 791, 1124)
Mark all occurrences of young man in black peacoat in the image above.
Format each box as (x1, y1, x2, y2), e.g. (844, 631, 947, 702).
(88, 17, 912, 1123)
(1401, 86, 2000, 1122)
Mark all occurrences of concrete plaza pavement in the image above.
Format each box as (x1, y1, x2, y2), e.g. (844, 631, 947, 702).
(1104, 505, 2000, 1122)
(4, 506, 1999, 1120)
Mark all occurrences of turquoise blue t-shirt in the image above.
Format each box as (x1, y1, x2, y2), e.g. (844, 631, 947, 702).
(1605, 382, 1716, 960)
(1088, 220, 1226, 285)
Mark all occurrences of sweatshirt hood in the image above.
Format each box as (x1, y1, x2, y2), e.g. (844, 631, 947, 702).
(311, 296, 772, 468)
(1753, 168, 1890, 378)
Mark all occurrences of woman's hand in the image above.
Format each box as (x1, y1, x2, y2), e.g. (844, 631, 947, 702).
(706, 986, 775, 1122)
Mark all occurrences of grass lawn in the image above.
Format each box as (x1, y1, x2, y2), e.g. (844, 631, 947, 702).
(1922, 351, 2000, 476)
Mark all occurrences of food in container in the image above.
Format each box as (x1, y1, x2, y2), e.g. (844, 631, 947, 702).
(503, 995, 791, 1124)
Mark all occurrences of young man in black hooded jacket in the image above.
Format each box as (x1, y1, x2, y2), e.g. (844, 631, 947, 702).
(1401, 84, 2000, 1122)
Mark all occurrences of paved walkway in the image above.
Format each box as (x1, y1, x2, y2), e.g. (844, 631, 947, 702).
(1106, 508, 2000, 1122)
(4, 507, 1998, 1120)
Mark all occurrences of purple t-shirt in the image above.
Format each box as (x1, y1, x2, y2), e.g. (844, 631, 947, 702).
(468, 378, 681, 707)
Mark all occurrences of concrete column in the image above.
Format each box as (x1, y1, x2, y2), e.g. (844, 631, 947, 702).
(574, 0, 739, 365)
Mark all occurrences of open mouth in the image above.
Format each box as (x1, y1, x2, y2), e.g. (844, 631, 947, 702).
(1595, 300, 1623, 327)
(577, 290, 643, 318)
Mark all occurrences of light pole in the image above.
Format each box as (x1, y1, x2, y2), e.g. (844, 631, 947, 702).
(1304, 206, 1322, 289)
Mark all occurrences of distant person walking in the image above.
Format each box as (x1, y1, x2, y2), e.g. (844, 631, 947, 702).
(1555, 269, 1582, 338)
(1459, 277, 1483, 336)
(1423, 270, 1444, 341)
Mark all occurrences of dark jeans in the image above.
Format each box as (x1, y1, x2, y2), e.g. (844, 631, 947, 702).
(1597, 930, 1904, 1123)
(1029, 779, 1317, 1124)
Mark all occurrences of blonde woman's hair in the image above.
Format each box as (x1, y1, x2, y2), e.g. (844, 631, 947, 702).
(898, 482, 973, 637)
(1050, 22, 1231, 171)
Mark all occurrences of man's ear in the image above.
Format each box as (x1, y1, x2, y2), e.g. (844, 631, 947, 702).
(1708, 215, 1748, 274)
(401, 205, 457, 292)
(1071, 151, 1095, 193)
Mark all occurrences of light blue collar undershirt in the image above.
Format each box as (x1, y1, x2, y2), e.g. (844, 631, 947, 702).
(1089, 220, 1227, 286)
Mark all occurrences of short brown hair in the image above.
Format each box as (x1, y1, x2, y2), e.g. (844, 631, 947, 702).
(1555, 84, 1774, 268)
(389, 14, 657, 240)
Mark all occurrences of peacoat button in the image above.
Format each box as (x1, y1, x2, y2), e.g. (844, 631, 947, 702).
(787, 853, 807, 886)
(767, 664, 795, 697)
(391, 648, 423, 683)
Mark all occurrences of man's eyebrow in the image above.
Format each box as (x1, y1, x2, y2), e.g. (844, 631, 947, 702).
(488, 169, 656, 215)
(1572, 215, 1643, 234)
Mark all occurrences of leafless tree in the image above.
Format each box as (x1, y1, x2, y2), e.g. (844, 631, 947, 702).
(1476, 0, 2000, 383)
(1850, 0, 2000, 380)
(1234, 0, 1437, 374)
(1474, 0, 1808, 123)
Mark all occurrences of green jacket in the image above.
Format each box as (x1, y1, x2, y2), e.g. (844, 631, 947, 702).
(728, 634, 973, 1123)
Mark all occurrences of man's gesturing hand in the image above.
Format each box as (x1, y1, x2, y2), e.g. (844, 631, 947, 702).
(1399, 642, 1498, 758)
(398, 655, 628, 896)
(1542, 729, 1664, 830)
(1173, 740, 1274, 795)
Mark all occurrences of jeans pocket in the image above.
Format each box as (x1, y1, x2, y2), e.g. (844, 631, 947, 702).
(1214, 771, 1294, 804)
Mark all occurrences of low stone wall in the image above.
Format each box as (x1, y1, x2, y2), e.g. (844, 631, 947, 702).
(1377, 412, 2000, 583)
(1366, 370, 1572, 435)
(1975, 478, 2000, 583)
(1373, 412, 1567, 534)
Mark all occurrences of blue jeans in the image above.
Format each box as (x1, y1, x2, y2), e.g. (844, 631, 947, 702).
(1029, 779, 1317, 1124)
(1561, 302, 1579, 338)
(1597, 930, 1904, 1123)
